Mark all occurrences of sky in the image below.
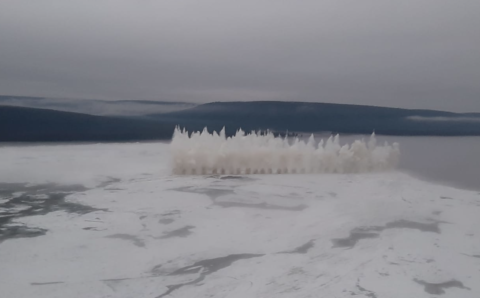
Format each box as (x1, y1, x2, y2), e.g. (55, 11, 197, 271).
(0, 0, 479, 112)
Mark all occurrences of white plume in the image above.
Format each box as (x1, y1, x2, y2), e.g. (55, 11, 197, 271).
(170, 127, 400, 175)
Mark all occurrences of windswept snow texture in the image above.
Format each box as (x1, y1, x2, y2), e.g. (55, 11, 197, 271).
(171, 128, 400, 175)
(1, 142, 480, 298)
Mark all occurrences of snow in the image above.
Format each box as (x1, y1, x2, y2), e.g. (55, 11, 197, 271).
(0, 142, 479, 298)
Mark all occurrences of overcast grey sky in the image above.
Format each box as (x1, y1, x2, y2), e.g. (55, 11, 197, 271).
(0, 0, 479, 112)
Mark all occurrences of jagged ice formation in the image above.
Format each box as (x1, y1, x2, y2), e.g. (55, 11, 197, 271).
(170, 127, 400, 175)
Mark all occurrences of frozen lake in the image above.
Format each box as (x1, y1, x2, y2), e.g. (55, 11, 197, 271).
(393, 136, 480, 191)
(307, 135, 480, 191)
(0, 139, 479, 297)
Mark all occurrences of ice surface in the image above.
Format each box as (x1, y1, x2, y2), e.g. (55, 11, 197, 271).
(0, 142, 479, 298)
(171, 127, 400, 175)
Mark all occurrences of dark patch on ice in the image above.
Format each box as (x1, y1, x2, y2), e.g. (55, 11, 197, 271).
(0, 182, 87, 196)
(384, 219, 441, 233)
(432, 210, 442, 215)
(281, 240, 315, 254)
(389, 262, 401, 266)
(378, 272, 389, 276)
(461, 253, 480, 259)
(200, 188, 235, 200)
(413, 279, 470, 295)
(218, 175, 257, 182)
(172, 186, 307, 211)
(440, 196, 453, 200)
(83, 227, 102, 231)
(328, 192, 337, 198)
(102, 277, 139, 291)
(157, 282, 190, 298)
(169, 253, 263, 276)
(172, 186, 235, 200)
(161, 210, 180, 216)
(332, 231, 379, 248)
(97, 177, 121, 188)
(214, 200, 307, 211)
(151, 264, 165, 276)
(159, 225, 194, 239)
(107, 234, 145, 247)
(333, 219, 442, 248)
(158, 218, 174, 225)
(31, 281, 64, 286)
(156, 253, 263, 298)
(355, 279, 378, 298)
(0, 224, 47, 243)
(288, 267, 306, 275)
(0, 183, 105, 244)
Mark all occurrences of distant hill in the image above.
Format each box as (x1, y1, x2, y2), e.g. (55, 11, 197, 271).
(0, 106, 174, 142)
(0, 95, 195, 116)
(151, 101, 480, 136)
(2, 101, 480, 142)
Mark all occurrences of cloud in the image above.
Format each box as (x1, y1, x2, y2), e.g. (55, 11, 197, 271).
(0, 0, 479, 112)
(407, 116, 480, 123)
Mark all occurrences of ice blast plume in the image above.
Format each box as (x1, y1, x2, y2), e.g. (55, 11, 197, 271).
(170, 127, 400, 175)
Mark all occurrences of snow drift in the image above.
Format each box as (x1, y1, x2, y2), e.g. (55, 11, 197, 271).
(170, 127, 400, 175)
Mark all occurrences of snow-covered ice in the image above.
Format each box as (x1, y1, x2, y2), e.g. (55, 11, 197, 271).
(0, 142, 479, 298)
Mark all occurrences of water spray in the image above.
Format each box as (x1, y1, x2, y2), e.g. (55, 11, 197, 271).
(170, 127, 400, 175)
